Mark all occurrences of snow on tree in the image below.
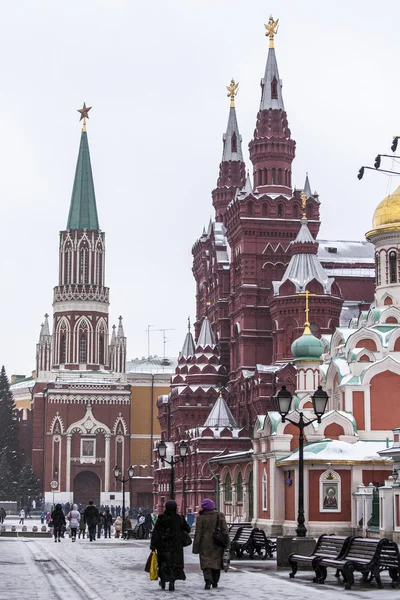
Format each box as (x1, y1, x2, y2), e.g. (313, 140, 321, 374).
(17, 464, 39, 504)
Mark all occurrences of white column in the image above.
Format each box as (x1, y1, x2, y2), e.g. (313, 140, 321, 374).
(105, 434, 111, 492)
(66, 434, 72, 492)
(253, 451, 259, 523)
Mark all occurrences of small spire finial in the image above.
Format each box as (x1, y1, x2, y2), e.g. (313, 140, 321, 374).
(264, 15, 279, 48)
(226, 79, 239, 108)
(188, 317, 191, 333)
(298, 290, 316, 334)
(300, 192, 307, 220)
(44, 313, 49, 319)
(77, 102, 92, 132)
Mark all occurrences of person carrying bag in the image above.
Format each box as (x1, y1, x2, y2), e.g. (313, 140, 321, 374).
(192, 498, 230, 590)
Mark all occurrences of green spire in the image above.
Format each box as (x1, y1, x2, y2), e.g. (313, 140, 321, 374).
(67, 129, 99, 230)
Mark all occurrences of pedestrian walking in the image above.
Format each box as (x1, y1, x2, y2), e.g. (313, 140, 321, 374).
(97, 511, 104, 538)
(84, 501, 99, 542)
(78, 509, 86, 539)
(18, 509, 25, 525)
(51, 503, 66, 542)
(150, 499, 191, 592)
(103, 508, 112, 538)
(40, 512, 45, 525)
(67, 504, 80, 542)
(113, 515, 122, 538)
(192, 498, 229, 590)
(25, 505, 31, 519)
(0, 507, 6, 524)
(144, 512, 153, 537)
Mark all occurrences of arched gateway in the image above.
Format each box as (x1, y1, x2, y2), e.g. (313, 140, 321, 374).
(73, 471, 101, 506)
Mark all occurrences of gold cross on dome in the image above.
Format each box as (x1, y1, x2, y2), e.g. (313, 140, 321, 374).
(298, 290, 316, 334)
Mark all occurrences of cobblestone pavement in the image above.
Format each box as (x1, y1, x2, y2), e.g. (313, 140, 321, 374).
(1, 517, 400, 599)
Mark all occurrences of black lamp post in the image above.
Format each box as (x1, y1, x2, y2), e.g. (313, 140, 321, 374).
(157, 440, 189, 500)
(392, 467, 399, 483)
(275, 384, 329, 537)
(113, 465, 135, 539)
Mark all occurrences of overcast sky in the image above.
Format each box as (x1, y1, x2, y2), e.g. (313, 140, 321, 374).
(1, 0, 400, 376)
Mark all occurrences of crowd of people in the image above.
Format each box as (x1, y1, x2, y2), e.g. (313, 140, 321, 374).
(45, 502, 154, 543)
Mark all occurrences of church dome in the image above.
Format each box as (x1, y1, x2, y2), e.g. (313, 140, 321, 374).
(371, 185, 400, 232)
(291, 331, 324, 362)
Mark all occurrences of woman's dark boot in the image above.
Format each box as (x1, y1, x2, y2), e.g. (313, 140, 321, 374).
(159, 579, 165, 590)
(204, 582, 211, 590)
(169, 581, 175, 591)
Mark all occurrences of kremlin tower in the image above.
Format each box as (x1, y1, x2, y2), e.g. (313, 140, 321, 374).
(31, 106, 131, 506)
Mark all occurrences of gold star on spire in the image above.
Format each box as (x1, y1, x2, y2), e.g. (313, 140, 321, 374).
(77, 102, 92, 131)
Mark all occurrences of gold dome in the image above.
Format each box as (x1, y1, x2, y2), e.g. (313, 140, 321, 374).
(372, 185, 400, 231)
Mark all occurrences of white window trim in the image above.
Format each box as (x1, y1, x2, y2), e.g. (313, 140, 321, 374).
(262, 469, 268, 511)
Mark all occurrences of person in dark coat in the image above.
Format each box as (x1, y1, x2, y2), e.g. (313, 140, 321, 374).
(144, 512, 153, 538)
(103, 508, 112, 538)
(150, 499, 191, 592)
(83, 501, 99, 542)
(192, 498, 229, 589)
(51, 503, 66, 542)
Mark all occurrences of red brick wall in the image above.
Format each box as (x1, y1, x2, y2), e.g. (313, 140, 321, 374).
(356, 339, 377, 351)
(324, 423, 344, 440)
(362, 469, 391, 486)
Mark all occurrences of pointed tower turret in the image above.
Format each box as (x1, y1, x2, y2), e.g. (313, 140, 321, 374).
(112, 316, 127, 374)
(180, 318, 196, 358)
(196, 316, 215, 350)
(212, 79, 246, 222)
(303, 173, 312, 199)
(249, 17, 296, 197)
(52, 106, 111, 371)
(204, 392, 237, 428)
(36, 313, 52, 375)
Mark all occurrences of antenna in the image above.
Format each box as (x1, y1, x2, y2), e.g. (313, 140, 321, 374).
(145, 325, 154, 358)
(155, 328, 175, 360)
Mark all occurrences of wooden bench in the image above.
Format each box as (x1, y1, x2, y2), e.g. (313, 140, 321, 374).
(248, 528, 276, 559)
(230, 526, 254, 558)
(289, 534, 352, 579)
(315, 537, 400, 590)
(228, 523, 250, 544)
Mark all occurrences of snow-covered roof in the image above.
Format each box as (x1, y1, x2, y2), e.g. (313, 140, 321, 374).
(317, 240, 374, 264)
(204, 395, 237, 428)
(126, 357, 177, 374)
(279, 439, 392, 464)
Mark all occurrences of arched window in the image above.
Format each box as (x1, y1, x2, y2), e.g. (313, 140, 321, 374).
(263, 168, 268, 185)
(307, 204, 312, 219)
(99, 333, 104, 365)
(231, 132, 237, 153)
(60, 334, 66, 364)
(278, 168, 282, 185)
(79, 334, 87, 364)
(64, 249, 72, 284)
(80, 248, 88, 284)
(271, 76, 278, 99)
(225, 473, 232, 503)
(262, 469, 268, 510)
(262, 203, 268, 217)
(278, 203, 283, 217)
(247, 201, 253, 216)
(293, 204, 299, 218)
(390, 251, 397, 283)
(375, 253, 381, 286)
(97, 252, 103, 286)
(271, 168, 276, 184)
(236, 472, 243, 503)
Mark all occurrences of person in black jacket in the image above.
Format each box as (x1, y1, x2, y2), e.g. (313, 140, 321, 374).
(150, 500, 191, 592)
(51, 504, 66, 542)
(103, 508, 113, 538)
(84, 501, 99, 542)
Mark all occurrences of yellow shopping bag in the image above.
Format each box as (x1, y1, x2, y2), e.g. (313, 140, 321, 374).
(149, 551, 158, 581)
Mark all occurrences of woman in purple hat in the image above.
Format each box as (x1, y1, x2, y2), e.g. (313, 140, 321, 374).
(193, 498, 229, 590)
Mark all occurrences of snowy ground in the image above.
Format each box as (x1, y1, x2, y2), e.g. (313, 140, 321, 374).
(1, 517, 400, 599)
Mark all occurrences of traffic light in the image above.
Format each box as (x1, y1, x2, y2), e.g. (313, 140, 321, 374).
(392, 137, 399, 153)
(374, 155, 381, 169)
(357, 167, 365, 180)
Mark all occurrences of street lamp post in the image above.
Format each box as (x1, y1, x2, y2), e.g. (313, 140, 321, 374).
(113, 465, 135, 539)
(275, 385, 329, 537)
(157, 440, 189, 500)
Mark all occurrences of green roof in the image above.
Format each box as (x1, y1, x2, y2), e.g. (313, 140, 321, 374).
(67, 130, 99, 230)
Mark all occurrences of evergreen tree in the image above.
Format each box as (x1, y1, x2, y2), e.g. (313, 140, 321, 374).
(0, 366, 20, 479)
(0, 452, 15, 496)
(17, 464, 39, 505)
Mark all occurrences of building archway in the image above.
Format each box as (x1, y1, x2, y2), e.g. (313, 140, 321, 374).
(73, 471, 101, 506)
